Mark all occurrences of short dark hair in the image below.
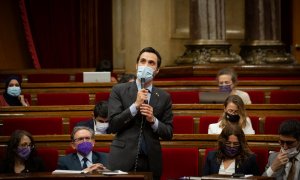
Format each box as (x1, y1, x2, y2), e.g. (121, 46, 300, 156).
(118, 73, 136, 83)
(136, 47, 162, 68)
(71, 126, 95, 142)
(217, 67, 238, 84)
(94, 101, 108, 118)
(279, 120, 300, 140)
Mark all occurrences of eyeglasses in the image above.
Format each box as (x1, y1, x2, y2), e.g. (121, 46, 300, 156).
(226, 109, 239, 115)
(73, 136, 92, 143)
(18, 143, 34, 149)
(279, 140, 297, 146)
(225, 141, 240, 147)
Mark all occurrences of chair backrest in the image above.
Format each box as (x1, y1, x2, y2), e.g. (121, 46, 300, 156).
(249, 116, 260, 134)
(173, 116, 194, 134)
(37, 93, 90, 105)
(2, 117, 63, 136)
(270, 90, 300, 104)
(95, 92, 110, 103)
(199, 116, 219, 134)
(161, 147, 199, 180)
(27, 74, 70, 83)
(250, 147, 269, 175)
(247, 91, 265, 104)
(264, 116, 300, 134)
(69, 117, 90, 133)
(37, 147, 59, 171)
(168, 91, 199, 104)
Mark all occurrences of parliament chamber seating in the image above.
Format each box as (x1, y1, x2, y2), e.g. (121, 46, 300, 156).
(2, 117, 63, 136)
(269, 90, 300, 104)
(173, 116, 195, 134)
(247, 91, 265, 104)
(37, 92, 90, 105)
(168, 91, 199, 104)
(27, 74, 71, 83)
(37, 147, 59, 171)
(69, 117, 90, 133)
(264, 116, 300, 134)
(161, 147, 199, 180)
(95, 92, 110, 103)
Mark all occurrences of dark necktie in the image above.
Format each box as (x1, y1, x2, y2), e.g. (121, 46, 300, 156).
(287, 157, 296, 180)
(82, 157, 88, 169)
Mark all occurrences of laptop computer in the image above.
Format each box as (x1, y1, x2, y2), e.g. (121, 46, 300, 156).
(83, 72, 111, 83)
(199, 92, 230, 104)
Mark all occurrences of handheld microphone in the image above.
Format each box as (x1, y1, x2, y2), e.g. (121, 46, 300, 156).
(140, 78, 148, 104)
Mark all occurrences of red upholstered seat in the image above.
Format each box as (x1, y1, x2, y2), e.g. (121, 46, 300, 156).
(250, 147, 269, 175)
(168, 91, 199, 104)
(95, 92, 110, 103)
(37, 147, 59, 171)
(199, 116, 219, 134)
(161, 147, 199, 180)
(69, 117, 90, 133)
(37, 93, 90, 105)
(247, 91, 265, 104)
(2, 117, 63, 136)
(270, 90, 300, 104)
(173, 116, 194, 134)
(27, 74, 70, 83)
(264, 116, 300, 134)
(250, 116, 260, 134)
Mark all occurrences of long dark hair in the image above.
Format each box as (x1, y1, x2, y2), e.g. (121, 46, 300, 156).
(4, 130, 37, 170)
(3, 75, 22, 106)
(216, 124, 252, 164)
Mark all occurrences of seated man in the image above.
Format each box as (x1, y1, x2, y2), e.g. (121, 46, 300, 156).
(263, 120, 300, 179)
(57, 126, 107, 172)
(76, 101, 110, 134)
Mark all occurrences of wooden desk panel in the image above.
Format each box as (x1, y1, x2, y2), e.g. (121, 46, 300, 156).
(0, 172, 152, 180)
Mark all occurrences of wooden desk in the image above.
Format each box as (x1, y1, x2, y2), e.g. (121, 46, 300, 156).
(0, 172, 152, 180)
(201, 174, 274, 179)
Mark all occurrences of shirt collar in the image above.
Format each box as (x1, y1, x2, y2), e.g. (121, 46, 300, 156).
(136, 79, 152, 92)
(77, 151, 93, 162)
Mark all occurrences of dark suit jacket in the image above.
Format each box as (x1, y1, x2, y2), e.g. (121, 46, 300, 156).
(76, 119, 111, 134)
(107, 81, 173, 177)
(0, 156, 45, 173)
(57, 151, 108, 170)
(203, 150, 260, 176)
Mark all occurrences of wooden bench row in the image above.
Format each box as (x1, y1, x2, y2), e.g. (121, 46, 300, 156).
(1, 104, 299, 134)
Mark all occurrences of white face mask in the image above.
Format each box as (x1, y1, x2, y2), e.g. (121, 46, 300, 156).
(136, 66, 154, 83)
(95, 121, 108, 134)
(7, 86, 21, 96)
(281, 146, 300, 158)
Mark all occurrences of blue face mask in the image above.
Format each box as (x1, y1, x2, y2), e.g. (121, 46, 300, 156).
(7, 86, 21, 97)
(136, 66, 154, 83)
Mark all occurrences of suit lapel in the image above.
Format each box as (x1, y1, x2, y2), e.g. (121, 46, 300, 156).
(149, 86, 159, 111)
(71, 153, 83, 170)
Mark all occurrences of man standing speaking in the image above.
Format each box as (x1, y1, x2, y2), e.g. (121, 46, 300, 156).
(107, 47, 173, 180)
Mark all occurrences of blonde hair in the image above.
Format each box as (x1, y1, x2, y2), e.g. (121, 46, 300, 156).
(219, 95, 247, 128)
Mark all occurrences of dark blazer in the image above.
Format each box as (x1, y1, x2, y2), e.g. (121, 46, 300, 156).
(0, 156, 46, 173)
(107, 81, 173, 178)
(57, 151, 108, 170)
(76, 119, 111, 134)
(203, 150, 260, 176)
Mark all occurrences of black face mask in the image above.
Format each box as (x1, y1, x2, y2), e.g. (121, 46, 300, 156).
(225, 112, 240, 122)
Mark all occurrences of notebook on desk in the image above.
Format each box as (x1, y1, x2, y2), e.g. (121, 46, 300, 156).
(199, 92, 230, 104)
(83, 72, 111, 83)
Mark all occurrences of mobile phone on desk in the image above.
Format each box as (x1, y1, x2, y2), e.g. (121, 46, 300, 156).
(232, 173, 245, 178)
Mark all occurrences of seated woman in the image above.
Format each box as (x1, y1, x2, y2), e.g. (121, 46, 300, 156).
(208, 95, 255, 134)
(0, 130, 45, 173)
(0, 75, 29, 106)
(203, 124, 259, 176)
(217, 67, 251, 104)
